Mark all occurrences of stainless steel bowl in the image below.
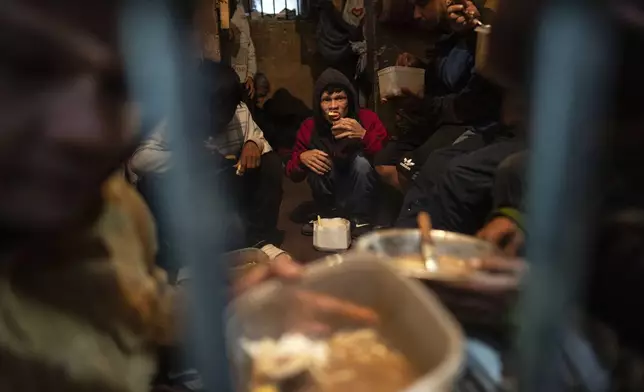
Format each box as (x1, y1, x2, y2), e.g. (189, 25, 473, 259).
(354, 228, 499, 281)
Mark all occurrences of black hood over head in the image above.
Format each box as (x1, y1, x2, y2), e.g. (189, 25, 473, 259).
(310, 68, 362, 164)
(312, 68, 359, 135)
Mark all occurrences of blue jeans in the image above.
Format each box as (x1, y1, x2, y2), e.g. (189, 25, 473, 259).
(307, 155, 376, 219)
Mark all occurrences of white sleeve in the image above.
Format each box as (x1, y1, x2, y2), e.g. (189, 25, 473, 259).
(239, 103, 272, 154)
(129, 121, 174, 175)
(246, 29, 257, 78)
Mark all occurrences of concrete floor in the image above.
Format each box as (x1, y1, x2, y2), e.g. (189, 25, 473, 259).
(277, 176, 329, 262)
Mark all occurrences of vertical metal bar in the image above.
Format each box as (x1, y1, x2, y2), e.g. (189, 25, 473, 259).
(285, 0, 288, 19)
(518, 0, 615, 390)
(296, 0, 300, 17)
(364, 0, 378, 110)
(119, 1, 232, 391)
(272, 0, 276, 15)
(260, 0, 264, 18)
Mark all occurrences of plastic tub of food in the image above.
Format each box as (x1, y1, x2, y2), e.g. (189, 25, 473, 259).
(313, 218, 351, 252)
(227, 254, 464, 392)
(378, 66, 425, 99)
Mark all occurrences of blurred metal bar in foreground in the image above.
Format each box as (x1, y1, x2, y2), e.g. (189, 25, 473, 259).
(119, 1, 233, 391)
(519, 0, 615, 390)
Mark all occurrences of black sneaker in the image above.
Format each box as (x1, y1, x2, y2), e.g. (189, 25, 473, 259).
(351, 218, 373, 238)
(301, 220, 315, 236)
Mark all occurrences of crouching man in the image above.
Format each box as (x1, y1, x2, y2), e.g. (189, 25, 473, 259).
(285, 68, 388, 237)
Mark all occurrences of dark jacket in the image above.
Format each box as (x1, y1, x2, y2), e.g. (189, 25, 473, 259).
(399, 4, 502, 133)
(316, 0, 364, 65)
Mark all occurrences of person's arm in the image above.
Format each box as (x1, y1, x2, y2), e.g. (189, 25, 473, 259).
(477, 151, 528, 255)
(129, 121, 173, 176)
(238, 103, 271, 154)
(359, 110, 388, 157)
(285, 119, 314, 182)
(428, 71, 503, 125)
(236, 3, 256, 79)
(403, 37, 502, 127)
(246, 30, 257, 80)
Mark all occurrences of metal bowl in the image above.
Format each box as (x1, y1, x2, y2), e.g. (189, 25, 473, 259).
(354, 229, 499, 282)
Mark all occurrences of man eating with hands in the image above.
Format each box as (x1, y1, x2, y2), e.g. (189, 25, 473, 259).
(285, 68, 388, 236)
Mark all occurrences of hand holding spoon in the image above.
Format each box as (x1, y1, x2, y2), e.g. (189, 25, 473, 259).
(417, 212, 439, 273)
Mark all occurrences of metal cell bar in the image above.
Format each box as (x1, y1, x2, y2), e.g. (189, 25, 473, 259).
(518, 0, 616, 390)
(119, 1, 233, 391)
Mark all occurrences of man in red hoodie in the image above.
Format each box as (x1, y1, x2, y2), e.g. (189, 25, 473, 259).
(285, 68, 388, 236)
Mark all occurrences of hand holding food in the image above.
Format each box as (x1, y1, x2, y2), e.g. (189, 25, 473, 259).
(237, 141, 262, 175)
(446, 0, 481, 32)
(233, 253, 303, 296)
(300, 149, 332, 175)
(395, 52, 419, 67)
(331, 118, 366, 140)
(477, 216, 524, 257)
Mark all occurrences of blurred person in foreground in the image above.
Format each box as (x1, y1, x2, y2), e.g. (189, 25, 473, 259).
(478, 0, 644, 388)
(285, 68, 388, 236)
(130, 62, 286, 254)
(0, 3, 300, 392)
(374, 0, 501, 194)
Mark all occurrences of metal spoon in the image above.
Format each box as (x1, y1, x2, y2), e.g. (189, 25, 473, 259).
(417, 212, 439, 273)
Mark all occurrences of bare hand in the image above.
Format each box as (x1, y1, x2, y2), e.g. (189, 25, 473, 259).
(396, 52, 419, 67)
(446, 0, 480, 32)
(233, 254, 303, 296)
(245, 76, 255, 99)
(477, 216, 524, 257)
(300, 149, 332, 175)
(331, 118, 366, 140)
(237, 141, 261, 175)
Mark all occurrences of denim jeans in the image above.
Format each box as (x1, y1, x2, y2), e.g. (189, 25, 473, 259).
(307, 154, 377, 219)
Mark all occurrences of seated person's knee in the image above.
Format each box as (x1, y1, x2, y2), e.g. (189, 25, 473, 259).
(352, 155, 374, 176)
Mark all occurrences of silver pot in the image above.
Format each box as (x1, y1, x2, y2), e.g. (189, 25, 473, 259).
(354, 228, 524, 329)
(354, 229, 522, 290)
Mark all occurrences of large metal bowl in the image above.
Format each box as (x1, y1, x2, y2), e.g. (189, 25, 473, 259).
(354, 228, 498, 282)
(354, 229, 523, 330)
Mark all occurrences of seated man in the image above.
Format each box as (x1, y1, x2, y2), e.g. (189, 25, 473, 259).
(375, 0, 501, 192)
(130, 62, 284, 251)
(395, 92, 525, 234)
(285, 68, 388, 236)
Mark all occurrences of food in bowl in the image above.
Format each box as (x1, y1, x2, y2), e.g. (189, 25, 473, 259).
(244, 329, 418, 392)
(392, 254, 474, 279)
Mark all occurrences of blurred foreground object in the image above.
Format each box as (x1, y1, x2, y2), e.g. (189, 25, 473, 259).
(0, 2, 176, 391)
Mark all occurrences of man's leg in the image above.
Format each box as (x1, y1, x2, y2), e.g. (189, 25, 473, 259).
(394, 133, 493, 229)
(397, 140, 525, 234)
(244, 151, 284, 246)
(337, 155, 377, 235)
(300, 167, 336, 236)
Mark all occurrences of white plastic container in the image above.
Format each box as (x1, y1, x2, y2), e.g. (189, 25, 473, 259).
(228, 254, 464, 392)
(378, 66, 425, 99)
(313, 218, 351, 252)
